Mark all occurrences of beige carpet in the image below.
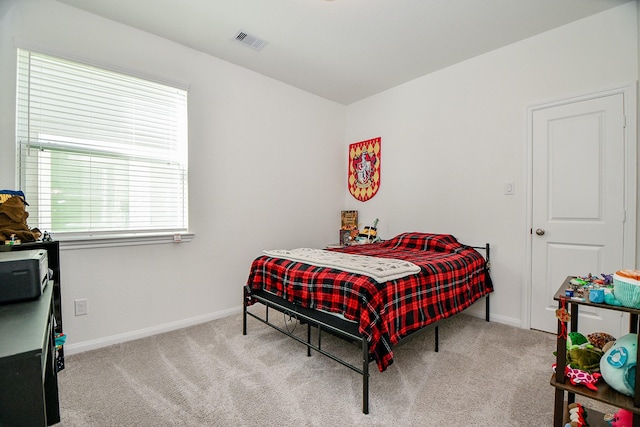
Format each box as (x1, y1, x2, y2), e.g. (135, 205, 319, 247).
(56, 310, 605, 426)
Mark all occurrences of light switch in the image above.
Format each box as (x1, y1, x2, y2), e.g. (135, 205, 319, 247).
(504, 181, 515, 195)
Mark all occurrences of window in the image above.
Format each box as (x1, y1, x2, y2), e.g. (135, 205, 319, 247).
(16, 49, 188, 238)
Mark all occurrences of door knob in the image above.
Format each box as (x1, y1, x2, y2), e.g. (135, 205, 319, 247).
(535, 228, 545, 236)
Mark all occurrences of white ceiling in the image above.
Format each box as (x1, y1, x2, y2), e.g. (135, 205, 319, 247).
(57, 0, 632, 105)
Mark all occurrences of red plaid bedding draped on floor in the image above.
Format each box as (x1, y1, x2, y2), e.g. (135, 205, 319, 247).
(245, 232, 493, 371)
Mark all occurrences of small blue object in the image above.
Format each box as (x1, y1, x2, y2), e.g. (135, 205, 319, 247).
(565, 289, 574, 297)
(589, 288, 605, 303)
(55, 333, 66, 347)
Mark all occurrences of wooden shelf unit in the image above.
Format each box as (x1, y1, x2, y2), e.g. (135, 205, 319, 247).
(551, 276, 640, 426)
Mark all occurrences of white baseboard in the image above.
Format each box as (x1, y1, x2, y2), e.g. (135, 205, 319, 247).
(65, 303, 525, 356)
(464, 304, 522, 329)
(64, 305, 242, 355)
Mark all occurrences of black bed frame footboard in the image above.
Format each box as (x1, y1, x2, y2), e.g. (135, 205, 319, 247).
(242, 242, 491, 414)
(243, 289, 373, 413)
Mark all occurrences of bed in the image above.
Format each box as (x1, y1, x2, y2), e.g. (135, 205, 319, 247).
(242, 232, 493, 413)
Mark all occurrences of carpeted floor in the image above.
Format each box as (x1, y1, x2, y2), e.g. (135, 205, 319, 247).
(56, 310, 610, 426)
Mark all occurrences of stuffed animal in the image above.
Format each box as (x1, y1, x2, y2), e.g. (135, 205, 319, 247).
(605, 408, 633, 427)
(600, 333, 638, 397)
(605, 292, 624, 306)
(553, 363, 601, 391)
(0, 195, 41, 242)
(561, 332, 607, 373)
(567, 345, 604, 373)
(568, 332, 589, 348)
(588, 332, 617, 351)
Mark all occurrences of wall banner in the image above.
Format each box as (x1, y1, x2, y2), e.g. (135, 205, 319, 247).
(348, 137, 381, 202)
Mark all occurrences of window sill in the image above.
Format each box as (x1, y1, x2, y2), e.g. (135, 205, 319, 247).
(57, 232, 194, 250)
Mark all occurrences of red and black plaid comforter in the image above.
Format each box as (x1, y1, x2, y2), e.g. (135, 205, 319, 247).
(245, 232, 493, 372)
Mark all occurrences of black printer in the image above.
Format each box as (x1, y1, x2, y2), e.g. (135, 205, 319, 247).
(0, 249, 48, 304)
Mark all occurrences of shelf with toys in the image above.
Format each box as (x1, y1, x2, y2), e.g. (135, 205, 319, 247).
(552, 275, 640, 427)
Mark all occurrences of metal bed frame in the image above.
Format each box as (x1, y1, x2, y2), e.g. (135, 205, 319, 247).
(242, 243, 491, 414)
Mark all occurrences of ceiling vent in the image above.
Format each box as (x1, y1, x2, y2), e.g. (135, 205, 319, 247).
(232, 30, 268, 51)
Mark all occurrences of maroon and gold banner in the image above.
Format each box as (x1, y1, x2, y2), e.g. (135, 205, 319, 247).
(348, 137, 381, 202)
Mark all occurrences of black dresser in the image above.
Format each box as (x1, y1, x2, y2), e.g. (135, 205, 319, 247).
(0, 280, 60, 425)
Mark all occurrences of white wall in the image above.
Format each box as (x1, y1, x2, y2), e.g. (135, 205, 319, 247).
(344, 2, 639, 326)
(0, 0, 637, 352)
(0, 0, 346, 352)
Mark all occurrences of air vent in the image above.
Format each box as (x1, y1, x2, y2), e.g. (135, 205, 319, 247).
(232, 30, 268, 51)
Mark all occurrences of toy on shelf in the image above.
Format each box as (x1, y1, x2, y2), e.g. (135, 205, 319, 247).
(563, 273, 636, 307)
(600, 333, 638, 397)
(605, 293, 624, 306)
(552, 363, 601, 391)
(554, 331, 612, 375)
(0, 192, 41, 243)
(612, 270, 640, 309)
(570, 273, 613, 287)
(588, 332, 617, 353)
(565, 332, 605, 373)
(565, 403, 588, 427)
(604, 408, 633, 426)
(4, 233, 20, 246)
(568, 270, 640, 309)
(54, 333, 66, 350)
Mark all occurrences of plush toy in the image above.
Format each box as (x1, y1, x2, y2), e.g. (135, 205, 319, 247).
(568, 332, 589, 348)
(605, 408, 633, 427)
(553, 363, 601, 391)
(600, 333, 638, 397)
(588, 332, 617, 351)
(605, 292, 624, 306)
(565, 403, 588, 426)
(560, 332, 606, 373)
(567, 345, 604, 373)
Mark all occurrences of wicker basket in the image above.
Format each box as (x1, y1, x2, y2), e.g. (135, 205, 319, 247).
(613, 270, 640, 308)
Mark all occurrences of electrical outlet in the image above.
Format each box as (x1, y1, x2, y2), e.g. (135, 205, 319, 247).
(74, 299, 88, 316)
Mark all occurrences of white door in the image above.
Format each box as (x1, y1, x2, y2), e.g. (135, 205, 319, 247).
(530, 93, 627, 337)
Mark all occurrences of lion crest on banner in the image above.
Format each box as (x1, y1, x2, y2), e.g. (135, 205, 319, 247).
(348, 137, 381, 202)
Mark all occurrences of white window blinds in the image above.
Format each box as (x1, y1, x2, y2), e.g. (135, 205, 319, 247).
(16, 49, 189, 236)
